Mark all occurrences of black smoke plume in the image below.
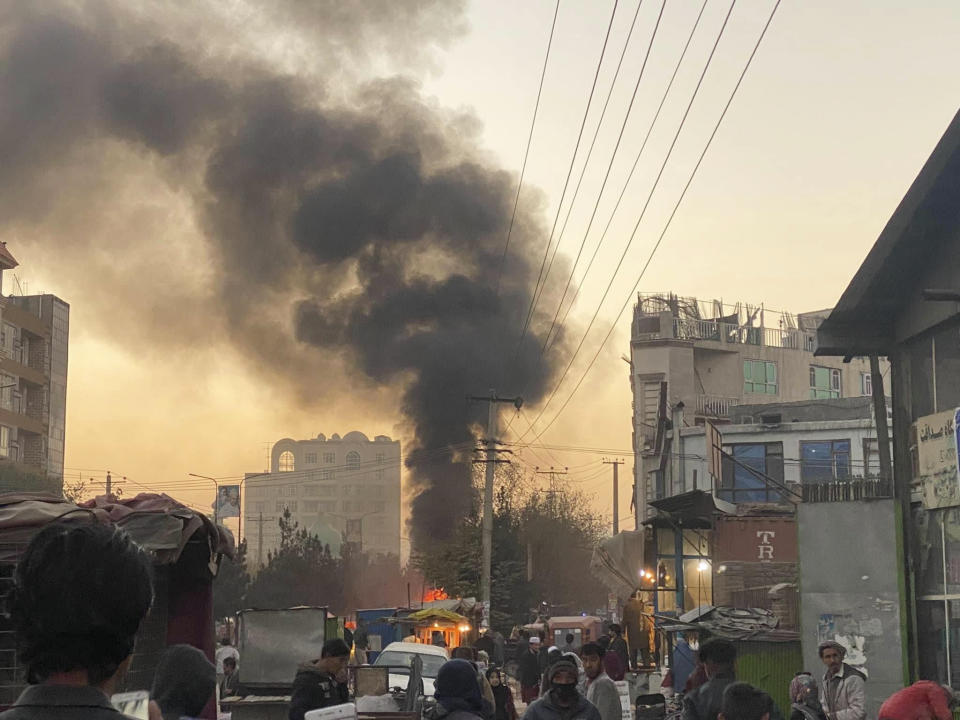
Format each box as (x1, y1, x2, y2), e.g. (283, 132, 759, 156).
(0, 1, 571, 551)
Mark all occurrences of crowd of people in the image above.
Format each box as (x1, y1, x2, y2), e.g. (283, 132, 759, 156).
(0, 521, 958, 720)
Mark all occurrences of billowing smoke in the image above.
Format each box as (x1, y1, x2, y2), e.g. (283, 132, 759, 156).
(0, 1, 571, 550)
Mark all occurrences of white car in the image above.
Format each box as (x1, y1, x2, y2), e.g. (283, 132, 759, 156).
(373, 642, 449, 696)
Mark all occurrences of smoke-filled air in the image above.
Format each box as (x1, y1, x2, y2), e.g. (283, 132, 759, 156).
(0, 1, 575, 551)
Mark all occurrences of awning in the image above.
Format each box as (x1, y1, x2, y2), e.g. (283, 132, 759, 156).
(644, 490, 735, 529)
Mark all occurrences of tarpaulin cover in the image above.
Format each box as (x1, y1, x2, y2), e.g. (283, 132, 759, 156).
(590, 530, 645, 601)
(406, 608, 468, 624)
(237, 607, 328, 688)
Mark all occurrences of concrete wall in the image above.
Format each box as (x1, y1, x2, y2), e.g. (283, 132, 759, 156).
(798, 500, 906, 718)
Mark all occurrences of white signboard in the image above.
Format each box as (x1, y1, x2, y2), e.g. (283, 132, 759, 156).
(918, 408, 960, 509)
(614, 681, 631, 720)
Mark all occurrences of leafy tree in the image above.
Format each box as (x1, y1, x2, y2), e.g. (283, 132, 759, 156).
(214, 539, 251, 620)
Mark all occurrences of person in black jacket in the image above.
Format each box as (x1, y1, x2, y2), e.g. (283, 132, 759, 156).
(289, 639, 351, 720)
(682, 639, 737, 720)
(518, 637, 543, 704)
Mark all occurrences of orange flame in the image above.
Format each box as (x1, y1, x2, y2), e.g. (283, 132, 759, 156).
(423, 588, 449, 602)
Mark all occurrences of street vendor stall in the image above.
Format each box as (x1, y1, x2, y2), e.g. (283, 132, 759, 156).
(405, 609, 472, 648)
(0, 492, 234, 716)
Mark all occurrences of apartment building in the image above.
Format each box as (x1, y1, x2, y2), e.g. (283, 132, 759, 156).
(244, 431, 401, 567)
(629, 293, 887, 521)
(0, 244, 69, 491)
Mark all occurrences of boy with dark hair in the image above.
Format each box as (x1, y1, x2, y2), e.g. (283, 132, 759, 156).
(719, 683, 773, 720)
(152, 645, 216, 720)
(289, 639, 351, 720)
(682, 639, 738, 720)
(0, 522, 154, 720)
(581, 643, 620, 720)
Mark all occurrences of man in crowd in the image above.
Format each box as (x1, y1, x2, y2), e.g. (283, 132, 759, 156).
(0, 522, 154, 720)
(682, 639, 737, 720)
(152, 645, 217, 720)
(519, 636, 543, 705)
(220, 656, 240, 699)
(817, 642, 865, 720)
(608, 625, 629, 675)
(718, 683, 775, 720)
(289, 638, 351, 720)
(354, 619, 370, 664)
(521, 660, 601, 720)
(877, 681, 955, 720)
(216, 636, 240, 677)
(581, 643, 621, 720)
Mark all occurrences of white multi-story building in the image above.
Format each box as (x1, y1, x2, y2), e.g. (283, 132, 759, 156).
(244, 432, 401, 568)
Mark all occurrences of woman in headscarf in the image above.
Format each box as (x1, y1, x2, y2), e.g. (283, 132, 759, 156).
(486, 667, 517, 720)
(430, 659, 492, 720)
(151, 645, 217, 720)
(790, 673, 826, 720)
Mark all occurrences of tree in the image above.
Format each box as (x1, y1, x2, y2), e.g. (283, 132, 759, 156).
(214, 539, 250, 620)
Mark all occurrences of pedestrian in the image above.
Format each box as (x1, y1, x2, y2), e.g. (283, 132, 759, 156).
(487, 667, 519, 720)
(538, 634, 551, 675)
(817, 641, 865, 720)
(877, 681, 956, 720)
(354, 619, 370, 664)
(608, 625, 629, 675)
(453, 647, 496, 715)
(581, 643, 622, 720)
(718, 682, 774, 720)
(540, 649, 564, 697)
(0, 522, 153, 720)
(562, 653, 587, 697)
(435, 631, 449, 648)
(430, 659, 492, 720)
(681, 638, 738, 720)
(289, 638, 351, 720)
(622, 593, 649, 669)
(519, 636, 543, 704)
(493, 632, 507, 667)
(790, 674, 825, 720)
(220, 656, 240, 699)
(478, 651, 491, 674)
(476, 632, 496, 658)
(561, 634, 576, 654)
(522, 659, 601, 720)
(152, 644, 217, 720)
(216, 636, 240, 676)
(673, 633, 699, 692)
(596, 636, 624, 682)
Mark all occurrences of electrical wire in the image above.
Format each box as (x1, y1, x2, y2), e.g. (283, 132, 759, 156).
(520, 0, 782, 445)
(543, 0, 712, 354)
(514, 0, 622, 359)
(495, 0, 561, 295)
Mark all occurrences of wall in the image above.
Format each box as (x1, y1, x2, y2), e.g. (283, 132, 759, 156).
(798, 500, 906, 717)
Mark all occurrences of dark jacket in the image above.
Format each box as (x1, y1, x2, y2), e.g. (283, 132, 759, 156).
(289, 663, 349, 720)
(0, 685, 124, 720)
(519, 649, 542, 687)
(608, 637, 629, 673)
(152, 644, 216, 720)
(220, 670, 240, 699)
(521, 690, 602, 720)
(681, 671, 735, 720)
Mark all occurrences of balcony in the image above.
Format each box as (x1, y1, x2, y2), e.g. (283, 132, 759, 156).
(696, 394, 739, 418)
(801, 477, 893, 502)
(669, 318, 817, 350)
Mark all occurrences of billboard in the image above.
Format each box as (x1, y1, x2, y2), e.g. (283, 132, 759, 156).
(917, 408, 960, 509)
(215, 484, 241, 519)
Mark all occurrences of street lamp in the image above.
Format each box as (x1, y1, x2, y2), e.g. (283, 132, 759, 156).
(189, 473, 221, 524)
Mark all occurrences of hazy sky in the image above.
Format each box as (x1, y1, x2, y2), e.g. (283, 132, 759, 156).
(8, 0, 960, 548)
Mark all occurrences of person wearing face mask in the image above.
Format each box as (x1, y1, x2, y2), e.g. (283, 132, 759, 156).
(289, 639, 351, 720)
(486, 668, 518, 720)
(522, 660, 601, 720)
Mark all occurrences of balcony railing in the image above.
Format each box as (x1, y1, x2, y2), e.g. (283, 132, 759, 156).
(801, 477, 893, 503)
(662, 318, 818, 351)
(696, 394, 739, 418)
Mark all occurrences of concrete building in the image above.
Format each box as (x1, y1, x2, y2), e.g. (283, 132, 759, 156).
(817, 108, 960, 687)
(629, 293, 888, 522)
(244, 432, 401, 568)
(0, 244, 69, 491)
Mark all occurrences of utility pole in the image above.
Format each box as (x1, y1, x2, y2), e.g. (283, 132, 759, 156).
(105, 470, 112, 496)
(468, 390, 522, 631)
(535, 466, 569, 508)
(246, 512, 276, 568)
(603, 458, 626, 534)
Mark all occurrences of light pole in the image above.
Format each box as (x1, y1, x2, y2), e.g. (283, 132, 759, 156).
(189, 473, 221, 524)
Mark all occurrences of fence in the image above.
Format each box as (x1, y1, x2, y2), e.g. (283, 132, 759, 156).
(801, 477, 894, 503)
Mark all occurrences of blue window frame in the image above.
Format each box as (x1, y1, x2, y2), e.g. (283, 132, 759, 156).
(719, 442, 784, 503)
(800, 440, 851, 484)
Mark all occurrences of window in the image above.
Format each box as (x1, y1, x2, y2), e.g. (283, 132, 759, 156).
(320, 502, 336, 513)
(319, 485, 336, 497)
(0, 426, 9, 459)
(346, 451, 361, 469)
(376, 469, 384, 482)
(303, 501, 319, 513)
(743, 360, 777, 395)
(810, 366, 842, 399)
(324, 452, 336, 464)
(276, 501, 298, 512)
(0, 375, 16, 412)
(343, 485, 353, 497)
(304, 484, 319, 496)
(305, 452, 318, 464)
(253, 502, 266, 512)
(280, 485, 296, 497)
(376, 452, 385, 465)
(321, 470, 334, 482)
(861, 372, 872, 397)
(719, 443, 784, 503)
(800, 440, 851, 484)
(278, 451, 295, 472)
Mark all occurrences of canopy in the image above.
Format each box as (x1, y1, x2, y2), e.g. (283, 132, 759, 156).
(406, 608, 468, 625)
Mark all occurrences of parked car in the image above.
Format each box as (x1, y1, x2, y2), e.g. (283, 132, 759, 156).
(373, 642, 449, 696)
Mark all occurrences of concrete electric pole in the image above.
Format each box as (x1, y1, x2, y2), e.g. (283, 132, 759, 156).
(603, 458, 625, 534)
(468, 390, 522, 630)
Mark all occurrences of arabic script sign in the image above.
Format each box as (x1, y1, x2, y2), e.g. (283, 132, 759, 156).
(918, 408, 960, 509)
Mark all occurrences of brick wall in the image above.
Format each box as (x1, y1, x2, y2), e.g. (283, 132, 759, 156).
(714, 560, 798, 628)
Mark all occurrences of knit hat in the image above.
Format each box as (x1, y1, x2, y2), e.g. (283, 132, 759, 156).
(547, 659, 579, 687)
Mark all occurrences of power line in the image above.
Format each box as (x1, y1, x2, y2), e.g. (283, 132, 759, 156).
(520, 0, 783, 445)
(513, 0, 622, 359)
(495, 0, 561, 295)
(518, 0, 741, 442)
(543, 0, 712, 354)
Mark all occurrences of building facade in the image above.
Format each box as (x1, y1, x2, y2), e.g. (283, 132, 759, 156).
(629, 293, 887, 522)
(0, 244, 69, 491)
(244, 431, 401, 568)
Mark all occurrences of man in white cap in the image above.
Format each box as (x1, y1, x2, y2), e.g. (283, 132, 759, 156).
(519, 636, 543, 705)
(818, 641, 865, 720)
